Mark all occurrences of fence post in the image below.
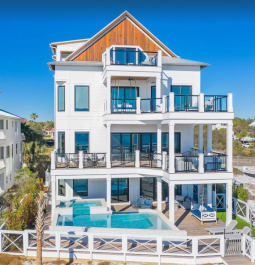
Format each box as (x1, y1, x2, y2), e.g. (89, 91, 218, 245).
(89, 234, 94, 261)
(122, 235, 128, 262)
(251, 238, 255, 262)
(135, 150, 140, 168)
(23, 230, 28, 257)
(220, 235, 225, 257)
(192, 238, 198, 261)
(56, 232, 61, 259)
(246, 204, 250, 223)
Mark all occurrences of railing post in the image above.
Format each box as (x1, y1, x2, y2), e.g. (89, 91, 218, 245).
(220, 235, 225, 257)
(122, 235, 128, 262)
(157, 235, 162, 258)
(89, 234, 94, 261)
(162, 151, 167, 170)
(136, 97, 141, 114)
(135, 150, 140, 168)
(227, 93, 233, 112)
(51, 151, 56, 170)
(199, 153, 204, 173)
(233, 197, 237, 216)
(23, 230, 28, 256)
(192, 238, 198, 261)
(251, 238, 255, 262)
(199, 93, 204, 112)
(56, 232, 61, 259)
(246, 204, 250, 223)
(157, 50, 162, 67)
(106, 48, 110, 66)
(169, 92, 174, 112)
(162, 95, 166, 114)
(79, 151, 83, 169)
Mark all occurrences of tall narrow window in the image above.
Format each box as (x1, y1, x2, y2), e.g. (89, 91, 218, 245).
(15, 121, 17, 132)
(0, 147, 4, 159)
(16, 144, 17, 155)
(6, 146, 10, 158)
(58, 179, 65, 196)
(58, 86, 65, 111)
(75, 86, 89, 111)
(75, 132, 89, 153)
(12, 144, 13, 158)
(58, 132, 65, 154)
(0, 120, 4, 130)
(6, 120, 8, 130)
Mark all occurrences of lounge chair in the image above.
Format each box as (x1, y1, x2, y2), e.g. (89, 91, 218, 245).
(141, 199, 153, 209)
(190, 204, 216, 224)
(131, 197, 143, 208)
(175, 195, 192, 210)
(206, 220, 238, 235)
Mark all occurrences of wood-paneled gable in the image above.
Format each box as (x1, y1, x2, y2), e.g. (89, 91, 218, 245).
(73, 18, 168, 62)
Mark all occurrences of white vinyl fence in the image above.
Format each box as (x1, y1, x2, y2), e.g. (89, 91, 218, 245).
(233, 197, 255, 225)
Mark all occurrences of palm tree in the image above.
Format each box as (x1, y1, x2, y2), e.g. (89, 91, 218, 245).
(30, 113, 38, 124)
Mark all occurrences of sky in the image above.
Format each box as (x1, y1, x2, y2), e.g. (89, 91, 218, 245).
(0, 0, 254, 121)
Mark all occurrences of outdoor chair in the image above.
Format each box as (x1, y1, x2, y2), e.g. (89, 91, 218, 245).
(206, 220, 238, 235)
(141, 199, 153, 209)
(131, 197, 143, 208)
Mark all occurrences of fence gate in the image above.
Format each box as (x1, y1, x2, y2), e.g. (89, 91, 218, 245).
(213, 192, 226, 211)
(224, 234, 242, 256)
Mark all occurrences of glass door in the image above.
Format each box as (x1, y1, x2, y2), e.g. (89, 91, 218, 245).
(111, 178, 129, 203)
(171, 86, 191, 111)
(161, 132, 181, 154)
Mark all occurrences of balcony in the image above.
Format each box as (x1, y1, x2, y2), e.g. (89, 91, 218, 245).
(53, 150, 227, 174)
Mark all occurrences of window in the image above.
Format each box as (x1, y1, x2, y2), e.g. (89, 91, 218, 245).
(0, 147, 4, 159)
(171, 86, 192, 95)
(161, 132, 181, 154)
(6, 146, 10, 158)
(75, 86, 89, 111)
(10, 174, 11, 181)
(58, 179, 65, 196)
(58, 132, 65, 153)
(12, 144, 13, 158)
(6, 175, 8, 183)
(73, 179, 88, 197)
(12, 121, 14, 127)
(75, 132, 89, 153)
(111, 178, 129, 203)
(16, 144, 17, 155)
(15, 121, 17, 132)
(58, 86, 65, 111)
(0, 120, 4, 130)
(20, 141, 22, 151)
(6, 120, 8, 130)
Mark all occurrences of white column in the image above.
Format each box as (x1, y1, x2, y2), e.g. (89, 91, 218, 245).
(51, 151, 56, 169)
(156, 77, 161, 98)
(207, 125, 212, 153)
(227, 93, 233, 112)
(106, 48, 110, 66)
(135, 150, 140, 168)
(162, 95, 166, 114)
(157, 177, 162, 212)
(106, 76, 111, 114)
(157, 50, 162, 67)
(227, 124, 233, 172)
(199, 153, 204, 173)
(51, 175, 56, 220)
(207, 184, 212, 207)
(136, 97, 141, 114)
(169, 182, 175, 223)
(106, 124, 111, 168)
(226, 182, 233, 225)
(169, 92, 174, 112)
(106, 175, 111, 210)
(168, 124, 175, 173)
(157, 123, 162, 154)
(199, 93, 204, 112)
(79, 151, 83, 169)
(162, 151, 167, 170)
(198, 124, 203, 153)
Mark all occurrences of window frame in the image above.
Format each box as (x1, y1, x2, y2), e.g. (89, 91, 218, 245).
(58, 131, 65, 154)
(0, 147, 4, 159)
(0, 120, 4, 130)
(74, 85, 89, 112)
(75, 132, 89, 153)
(58, 86, 65, 112)
(58, 179, 66, 196)
(6, 120, 8, 130)
(6, 146, 10, 158)
(171, 85, 192, 95)
(73, 179, 88, 197)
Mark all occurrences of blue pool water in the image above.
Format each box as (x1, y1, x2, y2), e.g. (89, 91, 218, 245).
(57, 211, 171, 230)
(59, 200, 102, 214)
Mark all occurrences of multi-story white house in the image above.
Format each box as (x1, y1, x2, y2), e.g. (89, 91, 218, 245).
(0, 109, 24, 194)
(48, 11, 234, 225)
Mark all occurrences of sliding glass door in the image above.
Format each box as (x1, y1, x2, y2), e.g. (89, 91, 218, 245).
(171, 86, 192, 111)
(111, 178, 129, 203)
(162, 132, 181, 153)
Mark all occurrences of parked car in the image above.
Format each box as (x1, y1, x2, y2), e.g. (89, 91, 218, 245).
(242, 143, 252, 148)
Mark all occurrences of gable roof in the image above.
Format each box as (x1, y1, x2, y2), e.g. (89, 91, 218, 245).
(67, 11, 178, 61)
(0, 109, 23, 119)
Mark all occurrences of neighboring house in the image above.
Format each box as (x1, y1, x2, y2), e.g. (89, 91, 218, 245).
(42, 128, 54, 138)
(0, 109, 24, 194)
(48, 11, 234, 225)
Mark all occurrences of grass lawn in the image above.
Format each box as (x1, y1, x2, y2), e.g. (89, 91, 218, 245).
(217, 211, 255, 236)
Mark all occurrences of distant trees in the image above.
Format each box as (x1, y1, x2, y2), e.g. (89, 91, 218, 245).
(30, 113, 38, 123)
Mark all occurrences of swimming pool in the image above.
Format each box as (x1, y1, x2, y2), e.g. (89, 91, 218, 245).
(59, 200, 102, 214)
(57, 211, 171, 230)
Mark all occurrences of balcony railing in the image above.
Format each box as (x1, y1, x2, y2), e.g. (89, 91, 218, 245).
(174, 95, 199, 111)
(141, 98, 162, 113)
(111, 99, 136, 114)
(83, 153, 106, 168)
(140, 152, 162, 168)
(110, 50, 158, 66)
(204, 95, 227, 112)
(56, 153, 79, 168)
(111, 152, 135, 167)
(204, 154, 227, 172)
(175, 155, 199, 172)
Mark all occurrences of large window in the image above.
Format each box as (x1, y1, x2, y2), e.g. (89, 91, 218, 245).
(58, 132, 65, 153)
(58, 86, 65, 111)
(140, 177, 169, 201)
(73, 179, 88, 197)
(58, 179, 65, 196)
(75, 86, 89, 111)
(162, 132, 181, 154)
(111, 178, 129, 203)
(0, 120, 4, 130)
(6, 120, 8, 130)
(75, 132, 89, 153)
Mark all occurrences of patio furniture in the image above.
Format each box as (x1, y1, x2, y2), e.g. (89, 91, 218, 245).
(175, 195, 192, 210)
(190, 203, 216, 224)
(225, 226, 251, 240)
(131, 197, 143, 208)
(141, 199, 153, 209)
(206, 220, 238, 235)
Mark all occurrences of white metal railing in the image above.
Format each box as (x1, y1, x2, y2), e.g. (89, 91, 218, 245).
(232, 197, 254, 225)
